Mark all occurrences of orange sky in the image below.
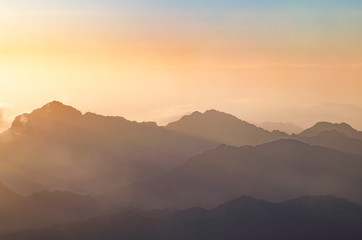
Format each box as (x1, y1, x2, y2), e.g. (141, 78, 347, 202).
(1, 1, 362, 131)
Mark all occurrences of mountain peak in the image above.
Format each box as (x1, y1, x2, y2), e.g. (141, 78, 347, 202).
(37, 101, 82, 116)
(43, 100, 66, 108)
(190, 111, 203, 116)
(177, 109, 238, 122)
(166, 109, 243, 132)
(203, 109, 240, 120)
(9, 101, 83, 134)
(166, 110, 288, 146)
(299, 121, 361, 140)
(204, 109, 225, 115)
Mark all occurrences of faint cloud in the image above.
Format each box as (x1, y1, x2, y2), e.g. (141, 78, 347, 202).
(0, 99, 15, 133)
(0, 108, 11, 133)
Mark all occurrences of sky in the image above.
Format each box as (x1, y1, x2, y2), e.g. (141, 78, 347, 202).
(0, 0, 362, 131)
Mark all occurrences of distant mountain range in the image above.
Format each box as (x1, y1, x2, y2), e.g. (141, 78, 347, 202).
(1, 101, 362, 239)
(113, 139, 362, 208)
(166, 110, 289, 146)
(0, 101, 217, 195)
(257, 121, 303, 134)
(0, 102, 292, 196)
(0, 101, 361, 202)
(0, 182, 99, 232)
(4, 195, 362, 240)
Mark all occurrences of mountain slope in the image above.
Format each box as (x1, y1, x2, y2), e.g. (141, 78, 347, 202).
(4, 195, 362, 240)
(295, 130, 362, 155)
(299, 122, 362, 140)
(165, 110, 289, 146)
(0, 101, 217, 195)
(114, 139, 362, 208)
(0, 182, 99, 233)
(0, 182, 23, 208)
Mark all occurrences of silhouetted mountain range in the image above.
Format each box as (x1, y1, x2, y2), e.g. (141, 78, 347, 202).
(0, 182, 99, 232)
(0, 102, 294, 197)
(1, 101, 362, 205)
(166, 110, 289, 146)
(1, 101, 362, 239)
(113, 139, 362, 208)
(0, 101, 217, 195)
(4, 195, 362, 240)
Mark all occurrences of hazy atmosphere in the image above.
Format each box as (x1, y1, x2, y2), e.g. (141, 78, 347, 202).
(1, 1, 362, 240)
(1, 0, 362, 132)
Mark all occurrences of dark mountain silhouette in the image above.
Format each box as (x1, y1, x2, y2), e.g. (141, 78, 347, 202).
(0, 101, 217, 195)
(0, 182, 99, 233)
(258, 121, 303, 134)
(299, 121, 362, 140)
(113, 139, 362, 209)
(165, 110, 289, 146)
(295, 130, 362, 155)
(4, 195, 362, 240)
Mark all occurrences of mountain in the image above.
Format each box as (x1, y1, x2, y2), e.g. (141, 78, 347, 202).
(166, 110, 289, 146)
(4, 195, 362, 240)
(113, 139, 362, 208)
(299, 121, 362, 140)
(0, 101, 216, 195)
(295, 130, 362, 156)
(0, 182, 99, 233)
(257, 121, 303, 134)
(0, 182, 22, 203)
